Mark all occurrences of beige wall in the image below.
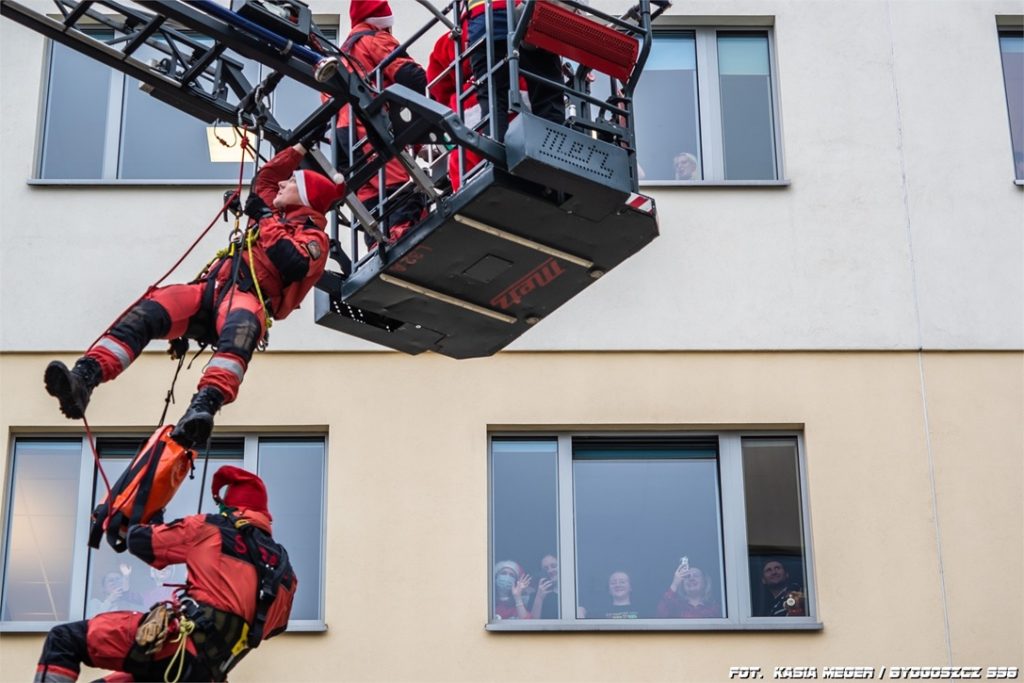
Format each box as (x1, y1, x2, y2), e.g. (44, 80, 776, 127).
(1, 350, 1020, 681)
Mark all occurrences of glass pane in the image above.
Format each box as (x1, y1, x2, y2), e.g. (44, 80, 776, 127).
(573, 442, 725, 620)
(40, 38, 113, 179)
(118, 40, 258, 180)
(1, 440, 82, 622)
(718, 33, 777, 180)
(742, 437, 807, 617)
(490, 440, 558, 620)
(258, 438, 326, 622)
(1000, 32, 1024, 179)
(86, 439, 243, 617)
(634, 34, 702, 181)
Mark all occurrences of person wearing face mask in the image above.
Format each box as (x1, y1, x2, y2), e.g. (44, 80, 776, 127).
(493, 560, 532, 620)
(656, 560, 722, 619)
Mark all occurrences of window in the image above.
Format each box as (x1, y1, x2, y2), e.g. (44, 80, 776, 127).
(632, 29, 782, 183)
(38, 29, 334, 182)
(488, 433, 817, 630)
(999, 30, 1024, 181)
(1, 434, 326, 630)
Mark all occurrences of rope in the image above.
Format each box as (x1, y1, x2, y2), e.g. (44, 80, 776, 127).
(196, 441, 213, 516)
(157, 353, 187, 427)
(82, 415, 112, 497)
(164, 616, 196, 683)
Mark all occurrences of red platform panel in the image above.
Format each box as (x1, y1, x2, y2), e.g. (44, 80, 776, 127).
(523, 2, 639, 81)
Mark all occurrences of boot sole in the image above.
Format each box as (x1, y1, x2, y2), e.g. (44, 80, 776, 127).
(170, 417, 212, 450)
(44, 362, 85, 420)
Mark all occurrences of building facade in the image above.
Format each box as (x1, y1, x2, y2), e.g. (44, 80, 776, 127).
(1, 1, 1021, 681)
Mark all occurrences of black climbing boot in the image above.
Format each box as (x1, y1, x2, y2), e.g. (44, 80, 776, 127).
(170, 387, 225, 449)
(44, 357, 102, 419)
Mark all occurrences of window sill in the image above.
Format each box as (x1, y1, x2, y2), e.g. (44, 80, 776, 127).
(486, 618, 823, 632)
(284, 620, 328, 633)
(640, 179, 791, 188)
(27, 179, 250, 187)
(1015, 179, 1023, 187)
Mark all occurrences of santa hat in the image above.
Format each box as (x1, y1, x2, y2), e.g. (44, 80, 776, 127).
(293, 169, 345, 214)
(494, 560, 523, 578)
(212, 465, 270, 518)
(350, 0, 393, 29)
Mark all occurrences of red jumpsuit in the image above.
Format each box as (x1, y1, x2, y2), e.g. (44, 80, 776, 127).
(34, 508, 296, 682)
(84, 146, 330, 404)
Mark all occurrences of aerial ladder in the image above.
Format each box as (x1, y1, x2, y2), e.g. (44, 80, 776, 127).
(1, 0, 666, 359)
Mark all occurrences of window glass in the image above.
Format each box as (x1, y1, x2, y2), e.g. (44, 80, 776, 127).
(572, 441, 724, 620)
(258, 438, 326, 621)
(999, 32, 1024, 179)
(717, 33, 777, 180)
(634, 34, 702, 181)
(1, 440, 82, 622)
(40, 39, 113, 179)
(85, 439, 243, 617)
(118, 40, 258, 180)
(742, 437, 807, 617)
(490, 440, 558, 621)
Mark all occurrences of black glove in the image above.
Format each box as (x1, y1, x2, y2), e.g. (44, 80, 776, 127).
(244, 193, 274, 220)
(299, 121, 331, 150)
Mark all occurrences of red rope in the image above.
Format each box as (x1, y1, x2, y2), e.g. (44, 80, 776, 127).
(81, 129, 254, 495)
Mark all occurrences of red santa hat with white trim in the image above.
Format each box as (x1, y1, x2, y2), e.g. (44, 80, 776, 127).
(292, 169, 345, 214)
(350, 0, 394, 29)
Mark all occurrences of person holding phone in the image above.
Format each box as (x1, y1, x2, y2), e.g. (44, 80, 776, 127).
(656, 557, 722, 619)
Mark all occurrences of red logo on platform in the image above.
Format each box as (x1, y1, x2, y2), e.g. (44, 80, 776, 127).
(490, 258, 566, 311)
(391, 244, 434, 274)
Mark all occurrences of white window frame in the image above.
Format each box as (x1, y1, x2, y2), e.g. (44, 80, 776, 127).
(639, 26, 788, 187)
(0, 432, 327, 633)
(486, 430, 820, 631)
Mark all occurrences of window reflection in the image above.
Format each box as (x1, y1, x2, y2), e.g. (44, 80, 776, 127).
(490, 440, 558, 620)
(573, 441, 725, 620)
(718, 33, 777, 180)
(258, 438, 326, 621)
(1, 440, 82, 622)
(743, 437, 807, 617)
(633, 34, 702, 181)
(999, 32, 1024, 179)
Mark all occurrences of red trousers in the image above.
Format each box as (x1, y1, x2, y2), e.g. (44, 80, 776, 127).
(85, 282, 266, 404)
(34, 611, 212, 682)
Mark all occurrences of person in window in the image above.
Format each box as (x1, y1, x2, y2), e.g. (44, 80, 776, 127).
(85, 565, 145, 619)
(464, 0, 565, 142)
(141, 564, 180, 609)
(43, 142, 342, 450)
(331, 0, 428, 244)
(754, 558, 805, 617)
(493, 560, 532, 620)
(33, 466, 296, 683)
(673, 152, 699, 181)
(655, 561, 722, 619)
(594, 570, 643, 619)
(529, 553, 559, 619)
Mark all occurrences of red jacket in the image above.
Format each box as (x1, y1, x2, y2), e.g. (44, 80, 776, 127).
(218, 146, 329, 321)
(127, 508, 296, 639)
(330, 23, 425, 199)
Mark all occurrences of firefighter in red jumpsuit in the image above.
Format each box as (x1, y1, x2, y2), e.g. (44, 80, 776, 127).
(34, 466, 296, 682)
(332, 0, 428, 243)
(44, 141, 343, 449)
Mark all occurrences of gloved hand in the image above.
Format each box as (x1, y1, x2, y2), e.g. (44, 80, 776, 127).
(167, 337, 189, 361)
(299, 121, 331, 150)
(244, 193, 273, 220)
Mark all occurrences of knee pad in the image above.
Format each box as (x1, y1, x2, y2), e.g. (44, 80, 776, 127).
(217, 309, 261, 363)
(109, 300, 171, 356)
(40, 620, 90, 671)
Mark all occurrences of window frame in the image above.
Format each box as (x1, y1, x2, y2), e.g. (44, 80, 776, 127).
(31, 24, 338, 185)
(638, 26, 789, 188)
(486, 430, 820, 632)
(996, 24, 1024, 185)
(0, 431, 328, 633)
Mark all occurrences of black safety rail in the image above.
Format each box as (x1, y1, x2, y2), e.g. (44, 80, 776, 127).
(3, 0, 667, 359)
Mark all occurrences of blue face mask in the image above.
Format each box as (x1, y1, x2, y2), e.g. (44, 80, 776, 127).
(495, 574, 516, 594)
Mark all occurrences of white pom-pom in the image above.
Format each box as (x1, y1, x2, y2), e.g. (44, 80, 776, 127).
(332, 173, 344, 184)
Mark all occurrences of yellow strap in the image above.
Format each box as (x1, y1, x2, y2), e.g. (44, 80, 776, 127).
(244, 228, 273, 332)
(164, 617, 196, 683)
(230, 622, 251, 657)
